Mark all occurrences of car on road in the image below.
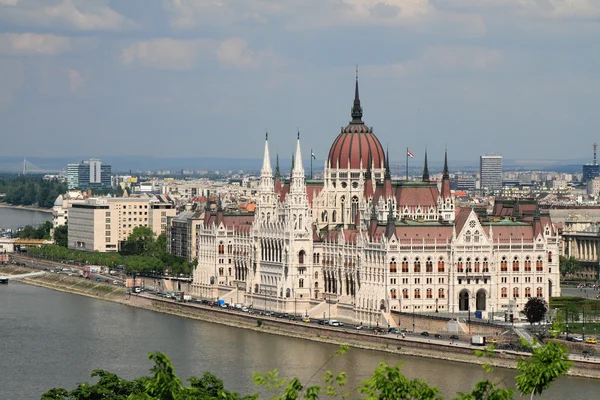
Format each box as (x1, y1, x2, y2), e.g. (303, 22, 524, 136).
(302, 316, 310, 323)
(113, 280, 119, 285)
(421, 331, 430, 337)
(450, 335, 459, 340)
(487, 338, 498, 344)
(572, 336, 584, 342)
(585, 338, 598, 344)
(434, 334, 443, 339)
(328, 320, 341, 327)
(389, 328, 400, 334)
(318, 320, 326, 325)
(355, 325, 363, 330)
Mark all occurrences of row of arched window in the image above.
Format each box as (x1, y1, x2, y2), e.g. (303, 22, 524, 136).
(390, 288, 446, 300)
(499, 255, 545, 272)
(500, 287, 543, 298)
(390, 257, 445, 273)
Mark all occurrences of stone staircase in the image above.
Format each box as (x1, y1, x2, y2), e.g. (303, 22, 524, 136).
(307, 300, 335, 321)
(381, 311, 398, 328)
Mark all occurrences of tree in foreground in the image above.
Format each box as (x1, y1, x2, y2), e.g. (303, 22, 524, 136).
(523, 297, 548, 324)
(42, 340, 572, 400)
(558, 255, 582, 278)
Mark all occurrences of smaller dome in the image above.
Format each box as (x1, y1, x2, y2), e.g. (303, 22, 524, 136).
(54, 195, 64, 207)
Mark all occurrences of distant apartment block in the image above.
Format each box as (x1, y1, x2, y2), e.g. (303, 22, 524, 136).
(67, 159, 112, 190)
(68, 196, 175, 252)
(480, 154, 503, 191)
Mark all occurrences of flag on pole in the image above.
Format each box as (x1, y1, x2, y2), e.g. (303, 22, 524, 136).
(407, 150, 414, 158)
(311, 152, 316, 159)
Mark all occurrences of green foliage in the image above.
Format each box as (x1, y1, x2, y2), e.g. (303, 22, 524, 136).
(53, 224, 68, 247)
(515, 341, 571, 399)
(14, 221, 53, 239)
(453, 380, 514, 400)
(523, 298, 548, 324)
(551, 309, 566, 334)
(559, 255, 582, 278)
(0, 174, 66, 208)
(357, 362, 442, 399)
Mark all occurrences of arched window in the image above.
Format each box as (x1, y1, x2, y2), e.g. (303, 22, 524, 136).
(218, 242, 224, 255)
(414, 258, 421, 273)
(298, 214, 303, 230)
(314, 271, 319, 279)
(402, 288, 409, 299)
(332, 210, 337, 223)
(501, 287, 507, 298)
(426, 288, 433, 299)
(321, 211, 328, 222)
(465, 258, 472, 273)
(473, 230, 480, 243)
(512, 256, 519, 272)
(218, 267, 224, 276)
(438, 288, 445, 299)
(525, 256, 532, 272)
(390, 289, 397, 299)
(414, 288, 421, 299)
(513, 287, 519, 298)
(351, 196, 359, 223)
(299, 278, 304, 288)
(298, 250, 305, 264)
(465, 230, 471, 243)
(536, 256, 543, 272)
(483, 258, 489, 272)
(548, 251, 553, 263)
(500, 256, 507, 272)
(426, 258, 433, 273)
(389, 259, 397, 273)
(457, 257, 463, 273)
(402, 258, 409, 273)
(474, 258, 480, 273)
(438, 257, 445, 273)
(525, 287, 531, 298)
(536, 287, 543, 297)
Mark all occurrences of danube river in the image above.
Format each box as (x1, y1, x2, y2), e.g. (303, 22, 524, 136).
(1, 283, 599, 399)
(0, 207, 52, 230)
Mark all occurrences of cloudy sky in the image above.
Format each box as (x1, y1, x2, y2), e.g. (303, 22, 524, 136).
(1, 0, 599, 166)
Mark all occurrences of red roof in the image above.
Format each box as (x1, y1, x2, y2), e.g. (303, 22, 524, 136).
(328, 128, 385, 170)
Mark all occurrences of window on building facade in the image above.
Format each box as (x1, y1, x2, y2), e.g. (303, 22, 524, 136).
(501, 287, 507, 298)
(438, 288, 445, 298)
(536, 256, 543, 272)
(474, 258, 480, 273)
(426, 288, 433, 299)
(402, 258, 409, 273)
(298, 250, 305, 264)
(438, 258, 445, 273)
(513, 256, 520, 272)
(426, 258, 433, 273)
(548, 251, 552, 263)
(402, 288, 409, 299)
(391, 289, 397, 299)
(414, 259, 421, 273)
(466, 258, 472, 273)
(525, 287, 531, 298)
(414, 288, 421, 299)
(483, 258, 489, 272)
(525, 256, 532, 272)
(299, 279, 304, 288)
(457, 258, 463, 273)
(501, 257, 507, 272)
(537, 287, 543, 297)
(219, 267, 224, 276)
(390, 259, 397, 273)
(513, 287, 519, 298)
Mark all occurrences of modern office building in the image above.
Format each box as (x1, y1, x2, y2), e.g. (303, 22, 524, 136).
(582, 143, 600, 183)
(68, 195, 175, 252)
(480, 155, 503, 191)
(67, 159, 112, 190)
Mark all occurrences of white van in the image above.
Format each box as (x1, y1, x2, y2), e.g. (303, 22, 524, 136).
(328, 320, 341, 327)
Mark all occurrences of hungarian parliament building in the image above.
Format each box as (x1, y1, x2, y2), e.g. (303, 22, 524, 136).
(190, 79, 561, 325)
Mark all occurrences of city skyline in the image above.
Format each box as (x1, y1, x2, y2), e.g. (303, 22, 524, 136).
(1, 1, 599, 161)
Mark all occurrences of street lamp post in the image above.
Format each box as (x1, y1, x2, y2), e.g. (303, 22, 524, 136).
(435, 298, 439, 313)
(583, 307, 586, 341)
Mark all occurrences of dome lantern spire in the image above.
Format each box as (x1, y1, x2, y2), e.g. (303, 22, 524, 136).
(351, 66, 363, 123)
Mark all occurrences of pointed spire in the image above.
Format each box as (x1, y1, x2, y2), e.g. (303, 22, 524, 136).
(422, 147, 430, 182)
(442, 146, 449, 180)
(293, 130, 304, 175)
(351, 67, 363, 123)
(275, 153, 280, 177)
(261, 130, 272, 175)
(365, 149, 372, 180)
(384, 146, 391, 179)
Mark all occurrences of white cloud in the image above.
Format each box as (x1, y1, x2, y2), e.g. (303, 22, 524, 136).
(0, 0, 136, 31)
(121, 38, 216, 70)
(217, 38, 283, 70)
(0, 33, 73, 55)
(68, 69, 83, 93)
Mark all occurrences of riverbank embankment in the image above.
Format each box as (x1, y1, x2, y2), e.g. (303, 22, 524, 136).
(0, 203, 52, 213)
(3, 262, 600, 379)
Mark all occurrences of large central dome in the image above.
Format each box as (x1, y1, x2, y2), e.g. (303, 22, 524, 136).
(327, 78, 385, 170)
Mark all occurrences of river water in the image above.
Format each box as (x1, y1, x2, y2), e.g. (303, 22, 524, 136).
(0, 207, 52, 231)
(0, 282, 599, 400)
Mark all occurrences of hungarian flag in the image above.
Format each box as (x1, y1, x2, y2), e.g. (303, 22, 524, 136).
(407, 150, 414, 158)
(311, 152, 316, 159)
